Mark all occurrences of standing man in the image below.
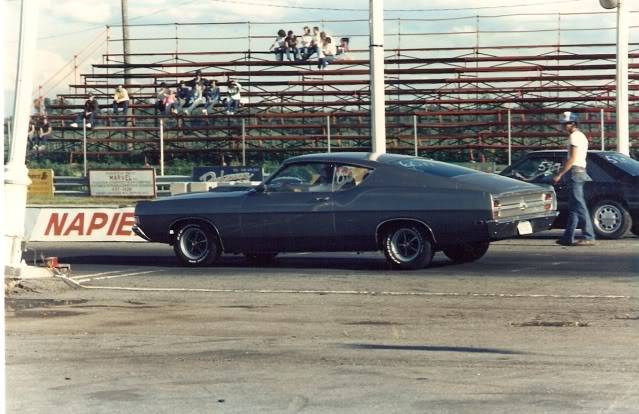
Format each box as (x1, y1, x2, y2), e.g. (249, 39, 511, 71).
(552, 111, 595, 246)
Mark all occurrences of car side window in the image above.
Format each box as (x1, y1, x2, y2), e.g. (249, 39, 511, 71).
(333, 164, 373, 191)
(267, 163, 334, 193)
(506, 156, 562, 183)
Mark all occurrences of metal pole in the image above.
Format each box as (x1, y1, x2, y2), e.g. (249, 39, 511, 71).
(413, 114, 418, 156)
(120, 0, 131, 85)
(326, 115, 331, 153)
(241, 118, 246, 165)
(507, 109, 512, 165)
(600, 108, 605, 151)
(370, 0, 386, 154)
(83, 118, 88, 177)
(160, 119, 165, 176)
(616, 0, 629, 155)
(4, 0, 39, 272)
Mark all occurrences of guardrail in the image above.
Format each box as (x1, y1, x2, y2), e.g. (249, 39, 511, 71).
(54, 175, 192, 197)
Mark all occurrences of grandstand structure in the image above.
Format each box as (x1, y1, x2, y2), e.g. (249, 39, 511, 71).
(29, 11, 639, 166)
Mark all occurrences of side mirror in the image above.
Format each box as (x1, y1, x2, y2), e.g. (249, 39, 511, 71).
(255, 183, 267, 193)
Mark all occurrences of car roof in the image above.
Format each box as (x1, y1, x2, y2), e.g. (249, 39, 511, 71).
(284, 152, 415, 165)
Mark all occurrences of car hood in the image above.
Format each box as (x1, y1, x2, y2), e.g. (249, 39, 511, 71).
(159, 190, 251, 202)
(450, 172, 544, 194)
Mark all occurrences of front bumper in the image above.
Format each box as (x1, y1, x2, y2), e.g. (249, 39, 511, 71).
(487, 213, 558, 240)
(131, 224, 152, 242)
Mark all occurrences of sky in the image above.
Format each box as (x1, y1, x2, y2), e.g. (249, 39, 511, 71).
(2, 0, 636, 115)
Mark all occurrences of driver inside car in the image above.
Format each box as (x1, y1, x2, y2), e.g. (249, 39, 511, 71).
(309, 164, 334, 192)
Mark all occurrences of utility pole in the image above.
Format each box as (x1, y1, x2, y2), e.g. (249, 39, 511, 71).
(4, 0, 39, 276)
(599, 0, 629, 155)
(121, 0, 131, 85)
(369, 0, 386, 154)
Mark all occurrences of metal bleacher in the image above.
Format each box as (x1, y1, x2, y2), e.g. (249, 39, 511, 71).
(34, 14, 639, 166)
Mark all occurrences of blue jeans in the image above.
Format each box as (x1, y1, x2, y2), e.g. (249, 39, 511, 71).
(75, 111, 96, 126)
(226, 99, 239, 113)
(561, 168, 595, 243)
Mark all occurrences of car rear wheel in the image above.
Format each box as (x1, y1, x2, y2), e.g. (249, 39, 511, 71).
(591, 200, 632, 239)
(243, 252, 278, 265)
(383, 226, 433, 270)
(442, 241, 490, 264)
(173, 223, 221, 266)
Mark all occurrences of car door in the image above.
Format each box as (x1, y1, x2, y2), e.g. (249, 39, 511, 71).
(241, 162, 336, 252)
(330, 163, 378, 251)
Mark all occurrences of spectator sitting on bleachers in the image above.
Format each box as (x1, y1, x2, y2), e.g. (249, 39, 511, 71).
(299, 26, 313, 60)
(27, 119, 36, 149)
(183, 80, 206, 116)
(337, 37, 350, 57)
(176, 80, 193, 112)
(112, 85, 129, 124)
(203, 80, 221, 115)
(34, 116, 52, 151)
(318, 37, 337, 69)
(286, 30, 301, 61)
(304, 26, 322, 59)
(155, 82, 170, 114)
(270, 29, 288, 61)
(71, 92, 99, 128)
(186, 70, 206, 88)
(225, 80, 242, 115)
(163, 89, 177, 115)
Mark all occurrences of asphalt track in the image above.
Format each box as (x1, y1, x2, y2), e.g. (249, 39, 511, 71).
(5, 231, 639, 413)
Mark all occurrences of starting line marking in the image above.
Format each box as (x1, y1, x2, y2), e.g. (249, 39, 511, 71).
(75, 270, 162, 284)
(55, 274, 632, 300)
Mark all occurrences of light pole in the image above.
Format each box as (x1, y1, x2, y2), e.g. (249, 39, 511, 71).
(599, 0, 629, 155)
(370, 0, 386, 154)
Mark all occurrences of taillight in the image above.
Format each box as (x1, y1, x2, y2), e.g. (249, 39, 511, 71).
(543, 193, 554, 211)
(492, 198, 501, 219)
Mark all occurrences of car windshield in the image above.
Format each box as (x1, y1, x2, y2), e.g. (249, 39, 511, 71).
(388, 157, 477, 178)
(600, 153, 639, 176)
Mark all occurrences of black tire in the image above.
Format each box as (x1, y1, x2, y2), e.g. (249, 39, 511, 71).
(243, 252, 278, 265)
(382, 225, 433, 270)
(442, 241, 490, 264)
(173, 222, 221, 266)
(591, 200, 632, 239)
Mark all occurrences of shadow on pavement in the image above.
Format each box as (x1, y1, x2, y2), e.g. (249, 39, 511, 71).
(344, 343, 526, 355)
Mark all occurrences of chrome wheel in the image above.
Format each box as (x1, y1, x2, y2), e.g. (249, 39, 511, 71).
(179, 226, 209, 261)
(591, 200, 632, 239)
(389, 228, 422, 262)
(594, 204, 622, 234)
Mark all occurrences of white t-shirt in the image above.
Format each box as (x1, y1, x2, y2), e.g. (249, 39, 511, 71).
(568, 129, 588, 168)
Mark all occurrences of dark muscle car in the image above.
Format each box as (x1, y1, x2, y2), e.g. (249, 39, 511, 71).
(133, 153, 558, 269)
(500, 151, 639, 239)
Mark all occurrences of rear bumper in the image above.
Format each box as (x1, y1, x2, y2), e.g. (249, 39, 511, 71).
(131, 225, 152, 242)
(487, 213, 558, 240)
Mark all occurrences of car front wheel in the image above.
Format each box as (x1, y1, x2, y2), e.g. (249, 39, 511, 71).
(591, 200, 632, 239)
(442, 241, 490, 263)
(173, 223, 221, 266)
(383, 226, 433, 270)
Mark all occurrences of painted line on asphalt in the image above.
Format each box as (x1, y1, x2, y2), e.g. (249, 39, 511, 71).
(70, 270, 131, 281)
(75, 270, 163, 283)
(54, 273, 632, 300)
